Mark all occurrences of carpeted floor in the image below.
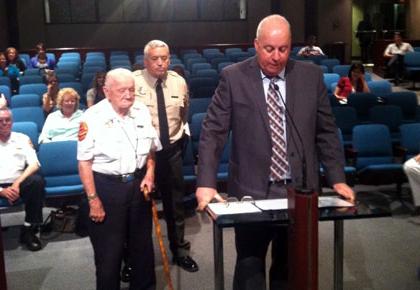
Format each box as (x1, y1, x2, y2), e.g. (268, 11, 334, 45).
(2, 184, 420, 290)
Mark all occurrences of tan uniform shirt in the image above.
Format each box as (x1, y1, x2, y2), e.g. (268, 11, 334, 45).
(133, 69, 189, 144)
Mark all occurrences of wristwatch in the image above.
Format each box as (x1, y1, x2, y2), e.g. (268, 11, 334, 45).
(87, 193, 98, 201)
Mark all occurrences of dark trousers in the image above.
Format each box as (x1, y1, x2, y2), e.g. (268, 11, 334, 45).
(387, 54, 405, 81)
(233, 182, 289, 290)
(155, 138, 190, 258)
(1, 174, 45, 224)
(88, 171, 155, 290)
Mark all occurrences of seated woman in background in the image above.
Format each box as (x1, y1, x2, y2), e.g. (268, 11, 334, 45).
(86, 72, 106, 108)
(30, 42, 55, 71)
(42, 72, 60, 114)
(38, 88, 83, 144)
(0, 52, 8, 76)
(334, 63, 370, 104)
(5, 47, 26, 94)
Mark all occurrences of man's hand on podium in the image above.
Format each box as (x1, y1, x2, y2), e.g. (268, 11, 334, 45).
(333, 183, 355, 203)
(196, 187, 226, 211)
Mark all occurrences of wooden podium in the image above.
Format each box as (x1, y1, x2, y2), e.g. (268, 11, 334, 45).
(287, 188, 318, 290)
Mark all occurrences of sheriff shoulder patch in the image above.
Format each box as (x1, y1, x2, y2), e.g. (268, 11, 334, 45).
(78, 122, 88, 141)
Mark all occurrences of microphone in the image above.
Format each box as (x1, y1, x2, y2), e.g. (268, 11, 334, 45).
(272, 82, 312, 193)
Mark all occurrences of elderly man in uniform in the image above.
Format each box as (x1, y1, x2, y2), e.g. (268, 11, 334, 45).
(78, 68, 161, 290)
(0, 107, 45, 251)
(133, 40, 198, 272)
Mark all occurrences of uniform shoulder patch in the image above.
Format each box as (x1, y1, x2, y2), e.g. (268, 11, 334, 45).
(78, 122, 88, 141)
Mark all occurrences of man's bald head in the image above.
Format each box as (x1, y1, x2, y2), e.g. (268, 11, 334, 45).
(256, 14, 291, 41)
(254, 14, 292, 77)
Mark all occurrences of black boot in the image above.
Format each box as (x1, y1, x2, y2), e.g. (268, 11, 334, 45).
(20, 225, 42, 251)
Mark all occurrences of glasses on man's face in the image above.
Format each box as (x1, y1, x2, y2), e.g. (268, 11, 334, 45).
(0, 118, 12, 125)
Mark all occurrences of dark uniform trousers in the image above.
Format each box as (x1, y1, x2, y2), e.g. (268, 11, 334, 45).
(155, 137, 190, 258)
(89, 169, 155, 290)
(1, 174, 45, 224)
(233, 182, 289, 290)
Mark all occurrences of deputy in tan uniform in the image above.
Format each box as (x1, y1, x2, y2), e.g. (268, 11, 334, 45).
(133, 39, 198, 272)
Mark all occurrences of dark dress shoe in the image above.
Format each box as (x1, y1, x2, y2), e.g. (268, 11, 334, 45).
(174, 256, 199, 272)
(19, 226, 42, 251)
(121, 264, 131, 283)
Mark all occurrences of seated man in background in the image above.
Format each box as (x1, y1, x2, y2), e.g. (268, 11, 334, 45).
(38, 88, 83, 144)
(383, 32, 414, 85)
(0, 107, 45, 251)
(403, 154, 420, 214)
(297, 35, 325, 57)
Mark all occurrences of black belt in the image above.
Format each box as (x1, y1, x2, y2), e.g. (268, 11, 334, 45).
(268, 179, 292, 185)
(94, 168, 145, 183)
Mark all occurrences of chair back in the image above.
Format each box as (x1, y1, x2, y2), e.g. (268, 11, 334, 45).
(400, 123, 420, 159)
(38, 140, 83, 197)
(12, 121, 39, 151)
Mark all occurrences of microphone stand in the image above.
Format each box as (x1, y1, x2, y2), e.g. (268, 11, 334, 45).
(273, 83, 318, 290)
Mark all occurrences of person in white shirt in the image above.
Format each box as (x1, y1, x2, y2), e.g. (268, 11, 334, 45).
(0, 107, 45, 251)
(78, 68, 161, 290)
(404, 154, 420, 213)
(38, 87, 83, 144)
(297, 35, 325, 57)
(383, 32, 414, 84)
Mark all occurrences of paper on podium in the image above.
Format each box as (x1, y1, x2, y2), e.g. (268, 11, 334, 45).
(318, 196, 354, 208)
(254, 196, 354, 211)
(207, 201, 262, 216)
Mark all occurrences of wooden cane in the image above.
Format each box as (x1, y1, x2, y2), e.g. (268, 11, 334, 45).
(144, 186, 174, 290)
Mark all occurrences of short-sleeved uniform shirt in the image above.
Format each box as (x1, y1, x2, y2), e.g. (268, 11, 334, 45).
(77, 99, 161, 175)
(0, 132, 40, 183)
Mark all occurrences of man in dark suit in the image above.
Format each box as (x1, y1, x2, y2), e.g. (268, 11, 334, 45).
(196, 14, 355, 290)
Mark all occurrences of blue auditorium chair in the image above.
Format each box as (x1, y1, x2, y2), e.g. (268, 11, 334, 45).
(37, 141, 84, 197)
(12, 121, 39, 151)
(367, 80, 392, 97)
(332, 106, 358, 145)
(11, 107, 45, 132)
(247, 47, 256, 55)
(81, 73, 95, 93)
(190, 112, 206, 157)
(323, 73, 340, 93)
(224, 48, 242, 56)
(228, 51, 251, 62)
(59, 82, 83, 97)
(0, 77, 10, 88)
(204, 52, 225, 62)
(369, 105, 403, 142)
(320, 58, 340, 73)
(23, 68, 40, 76)
(191, 63, 212, 75)
(319, 65, 329, 73)
(56, 73, 77, 83)
(182, 138, 197, 184)
(82, 65, 106, 74)
(19, 53, 31, 67)
(332, 65, 351, 77)
(352, 124, 406, 192)
(404, 52, 420, 88)
(0, 85, 11, 103)
(18, 83, 47, 97)
(188, 98, 212, 122)
(189, 77, 218, 98)
(10, 94, 42, 108)
(384, 91, 418, 123)
(211, 57, 231, 69)
(347, 92, 379, 122)
(202, 48, 221, 56)
(217, 62, 235, 73)
(400, 123, 420, 160)
(110, 51, 129, 57)
(19, 75, 43, 85)
(60, 52, 81, 59)
(186, 57, 208, 72)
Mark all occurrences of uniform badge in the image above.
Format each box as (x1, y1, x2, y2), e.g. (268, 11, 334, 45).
(138, 86, 147, 95)
(78, 122, 88, 141)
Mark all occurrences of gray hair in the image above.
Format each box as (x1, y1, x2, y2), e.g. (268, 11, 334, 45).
(256, 14, 291, 39)
(144, 40, 170, 56)
(105, 68, 134, 87)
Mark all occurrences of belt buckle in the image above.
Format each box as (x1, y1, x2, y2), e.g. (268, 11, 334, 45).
(121, 174, 133, 183)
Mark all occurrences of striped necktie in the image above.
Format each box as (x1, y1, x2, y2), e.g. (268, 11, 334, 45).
(266, 77, 289, 181)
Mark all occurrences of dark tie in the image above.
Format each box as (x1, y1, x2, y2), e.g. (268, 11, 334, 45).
(266, 77, 289, 181)
(156, 79, 170, 148)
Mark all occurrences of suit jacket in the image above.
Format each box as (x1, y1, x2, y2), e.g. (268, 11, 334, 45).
(196, 57, 345, 199)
